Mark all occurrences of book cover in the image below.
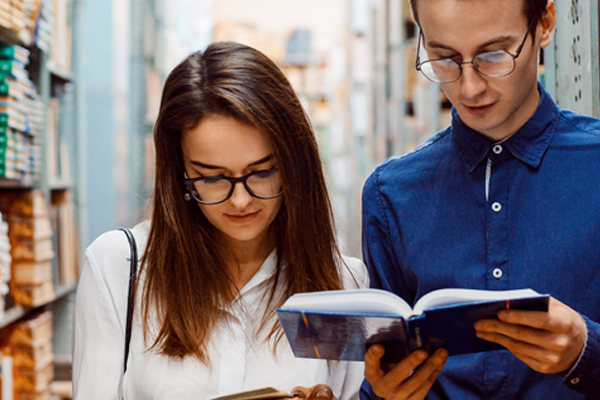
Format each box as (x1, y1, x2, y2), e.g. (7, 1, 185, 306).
(277, 288, 550, 363)
(0, 45, 30, 64)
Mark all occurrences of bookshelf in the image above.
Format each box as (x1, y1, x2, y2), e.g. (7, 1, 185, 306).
(0, 0, 80, 399)
(0, 281, 76, 329)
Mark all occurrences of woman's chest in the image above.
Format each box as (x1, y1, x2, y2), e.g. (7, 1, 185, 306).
(123, 314, 346, 399)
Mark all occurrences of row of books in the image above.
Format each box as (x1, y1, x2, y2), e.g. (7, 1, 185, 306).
(0, 0, 71, 72)
(0, 44, 43, 180)
(0, 212, 9, 321)
(0, 0, 26, 36)
(0, 311, 54, 400)
(0, 190, 78, 312)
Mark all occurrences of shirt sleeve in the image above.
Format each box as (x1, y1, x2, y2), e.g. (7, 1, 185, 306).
(341, 255, 370, 290)
(336, 256, 369, 400)
(72, 232, 130, 400)
(359, 169, 403, 400)
(361, 167, 413, 301)
(562, 315, 600, 399)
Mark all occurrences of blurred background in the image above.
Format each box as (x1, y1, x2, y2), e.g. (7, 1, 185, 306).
(77, 0, 600, 259)
(0, 1, 598, 398)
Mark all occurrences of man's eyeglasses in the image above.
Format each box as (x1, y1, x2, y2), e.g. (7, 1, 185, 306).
(184, 168, 283, 205)
(415, 20, 536, 84)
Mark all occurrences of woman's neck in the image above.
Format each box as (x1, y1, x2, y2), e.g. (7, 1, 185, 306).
(224, 230, 276, 291)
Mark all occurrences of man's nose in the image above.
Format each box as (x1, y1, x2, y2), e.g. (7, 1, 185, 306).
(459, 63, 488, 100)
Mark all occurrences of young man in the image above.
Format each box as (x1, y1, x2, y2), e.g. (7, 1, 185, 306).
(361, 0, 600, 399)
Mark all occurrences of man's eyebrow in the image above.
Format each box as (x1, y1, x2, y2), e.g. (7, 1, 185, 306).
(426, 35, 515, 53)
(190, 154, 274, 170)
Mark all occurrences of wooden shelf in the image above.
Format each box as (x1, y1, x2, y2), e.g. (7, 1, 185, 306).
(0, 177, 37, 189)
(49, 177, 73, 190)
(0, 281, 78, 329)
(47, 61, 73, 82)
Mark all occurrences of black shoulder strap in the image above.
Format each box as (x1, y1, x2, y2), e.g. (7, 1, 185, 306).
(119, 228, 138, 374)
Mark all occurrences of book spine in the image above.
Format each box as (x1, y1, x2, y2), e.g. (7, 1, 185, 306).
(407, 314, 429, 352)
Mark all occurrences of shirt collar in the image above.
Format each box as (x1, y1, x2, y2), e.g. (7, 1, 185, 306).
(453, 82, 558, 172)
(237, 248, 278, 297)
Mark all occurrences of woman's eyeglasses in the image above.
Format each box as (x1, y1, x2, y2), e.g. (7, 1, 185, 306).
(184, 168, 283, 205)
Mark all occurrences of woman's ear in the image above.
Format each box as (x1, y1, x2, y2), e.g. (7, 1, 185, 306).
(538, 0, 556, 49)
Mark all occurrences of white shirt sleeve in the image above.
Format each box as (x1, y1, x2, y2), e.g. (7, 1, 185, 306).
(72, 231, 132, 400)
(341, 255, 370, 290)
(338, 255, 369, 400)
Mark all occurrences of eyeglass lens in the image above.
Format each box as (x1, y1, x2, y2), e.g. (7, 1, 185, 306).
(421, 51, 516, 83)
(191, 169, 282, 204)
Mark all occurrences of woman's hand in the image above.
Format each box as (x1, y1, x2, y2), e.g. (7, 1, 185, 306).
(291, 384, 338, 400)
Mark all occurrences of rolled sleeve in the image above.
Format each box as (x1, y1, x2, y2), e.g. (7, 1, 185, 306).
(563, 315, 600, 399)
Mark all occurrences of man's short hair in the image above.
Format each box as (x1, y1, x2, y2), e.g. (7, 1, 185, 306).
(410, 0, 548, 37)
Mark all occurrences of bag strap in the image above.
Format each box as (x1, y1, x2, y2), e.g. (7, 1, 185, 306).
(119, 228, 138, 374)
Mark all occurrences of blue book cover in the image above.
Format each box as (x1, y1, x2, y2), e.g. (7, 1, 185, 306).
(277, 288, 549, 363)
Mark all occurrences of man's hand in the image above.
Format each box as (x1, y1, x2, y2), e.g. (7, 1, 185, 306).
(291, 384, 338, 400)
(475, 297, 587, 374)
(364, 345, 447, 400)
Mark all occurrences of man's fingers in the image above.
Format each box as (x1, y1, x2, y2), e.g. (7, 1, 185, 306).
(475, 319, 550, 346)
(364, 344, 387, 382)
(399, 348, 448, 398)
(370, 349, 442, 397)
(364, 345, 447, 399)
(475, 330, 575, 374)
(376, 350, 429, 390)
(407, 351, 448, 400)
(492, 298, 578, 332)
(476, 329, 544, 354)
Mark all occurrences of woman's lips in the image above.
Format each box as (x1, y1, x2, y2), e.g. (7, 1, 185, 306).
(464, 103, 493, 115)
(225, 211, 260, 223)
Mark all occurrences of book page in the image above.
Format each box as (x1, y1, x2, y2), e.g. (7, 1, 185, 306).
(280, 288, 413, 317)
(211, 387, 293, 400)
(413, 288, 541, 316)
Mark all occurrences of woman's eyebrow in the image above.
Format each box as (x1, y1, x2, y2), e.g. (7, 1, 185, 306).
(190, 154, 274, 170)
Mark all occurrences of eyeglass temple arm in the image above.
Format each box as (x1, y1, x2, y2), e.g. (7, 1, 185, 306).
(514, 19, 537, 59)
(415, 29, 423, 70)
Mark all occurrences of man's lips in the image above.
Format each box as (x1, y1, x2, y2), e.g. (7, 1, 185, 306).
(463, 103, 494, 115)
(225, 210, 260, 223)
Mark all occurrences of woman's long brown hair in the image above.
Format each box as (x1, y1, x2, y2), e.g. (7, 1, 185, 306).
(141, 41, 345, 362)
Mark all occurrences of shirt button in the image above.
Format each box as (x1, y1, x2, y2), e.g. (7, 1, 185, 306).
(493, 145, 503, 154)
(570, 377, 580, 385)
(492, 202, 502, 212)
(493, 268, 503, 279)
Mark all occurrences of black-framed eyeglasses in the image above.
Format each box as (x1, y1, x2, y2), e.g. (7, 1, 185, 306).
(184, 168, 283, 205)
(415, 20, 536, 84)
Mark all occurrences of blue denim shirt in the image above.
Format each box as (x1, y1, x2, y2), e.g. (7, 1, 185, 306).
(360, 84, 600, 400)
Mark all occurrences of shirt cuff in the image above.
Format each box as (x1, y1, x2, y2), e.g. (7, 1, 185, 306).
(562, 315, 600, 399)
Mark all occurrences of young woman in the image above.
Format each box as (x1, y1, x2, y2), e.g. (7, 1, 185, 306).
(72, 42, 368, 400)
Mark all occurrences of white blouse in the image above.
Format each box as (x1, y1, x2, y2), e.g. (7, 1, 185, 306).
(72, 221, 369, 400)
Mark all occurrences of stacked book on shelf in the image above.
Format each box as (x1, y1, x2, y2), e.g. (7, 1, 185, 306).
(0, 0, 26, 36)
(0, 190, 78, 312)
(0, 44, 42, 181)
(7, 191, 54, 308)
(49, 0, 69, 71)
(0, 212, 9, 321)
(0, 311, 54, 400)
(29, 0, 51, 53)
(49, 190, 77, 286)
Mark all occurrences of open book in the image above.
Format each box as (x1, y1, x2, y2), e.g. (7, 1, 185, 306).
(211, 387, 294, 400)
(277, 288, 549, 363)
